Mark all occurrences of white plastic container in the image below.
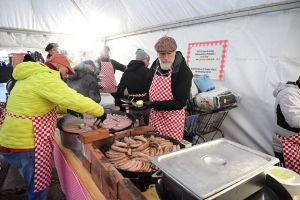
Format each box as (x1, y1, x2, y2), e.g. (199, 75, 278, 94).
(100, 93, 115, 110)
(267, 166, 300, 197)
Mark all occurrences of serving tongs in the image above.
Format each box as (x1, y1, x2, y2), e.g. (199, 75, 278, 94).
(120, 98, 137, 107)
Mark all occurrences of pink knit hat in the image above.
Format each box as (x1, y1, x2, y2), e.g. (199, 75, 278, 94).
(154, 36, 177, 53)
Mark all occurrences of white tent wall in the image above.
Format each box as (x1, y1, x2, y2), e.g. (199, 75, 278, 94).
(107, 8, 300, 155)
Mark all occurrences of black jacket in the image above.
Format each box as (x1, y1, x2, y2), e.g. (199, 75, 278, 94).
(66, 64, 101, 103)
(145, 51, 193, 111)
(95, 57, 126, 75)
(117, 60, 149, 101)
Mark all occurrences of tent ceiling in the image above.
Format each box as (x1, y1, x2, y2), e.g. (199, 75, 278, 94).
(0, 0, 291, 39)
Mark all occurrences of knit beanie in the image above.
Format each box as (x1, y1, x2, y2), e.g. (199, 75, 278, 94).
(82, 60, 96, 69)
(136, 49, 150, 60)
(154, 36, 177, 53)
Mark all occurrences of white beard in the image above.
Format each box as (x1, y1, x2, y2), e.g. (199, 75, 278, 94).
(159, 57, 175, 70)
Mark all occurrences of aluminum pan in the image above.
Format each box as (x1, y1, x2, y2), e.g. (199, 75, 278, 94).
(151, 138, 279, 200)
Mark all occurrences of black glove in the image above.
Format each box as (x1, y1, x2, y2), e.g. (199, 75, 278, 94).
(97, 112, 107, 123)
(67, 109, 84, 119)
(143, 101, 153, 109)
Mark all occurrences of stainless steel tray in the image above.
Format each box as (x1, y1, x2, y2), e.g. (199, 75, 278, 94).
(151, 138, 279, 200)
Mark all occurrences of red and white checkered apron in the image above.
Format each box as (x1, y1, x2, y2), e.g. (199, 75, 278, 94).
(129, 93, 147, 126)
(0, 105, 57, 192)
(99, 61, 117, 93)
(149, 67, 185, 141)
(276, 133, 300, 174)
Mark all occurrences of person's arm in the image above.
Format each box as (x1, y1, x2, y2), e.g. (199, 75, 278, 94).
(280, 91, 300, 128)
(152, 66, 193, 110)
(88, 80, 101, 103)
(117, 74, 127, 99)
(111, 59, 126, 72)
(38, 73, 104, 117)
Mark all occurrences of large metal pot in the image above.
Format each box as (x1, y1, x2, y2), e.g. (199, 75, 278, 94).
(57, 114, 83, 151)
(57, 111, 136, 150)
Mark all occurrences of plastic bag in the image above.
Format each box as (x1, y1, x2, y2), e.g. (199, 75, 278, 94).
(193, 74, 215, 92)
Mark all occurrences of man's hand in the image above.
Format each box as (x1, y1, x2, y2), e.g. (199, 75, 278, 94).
(67, 109, 84, 119)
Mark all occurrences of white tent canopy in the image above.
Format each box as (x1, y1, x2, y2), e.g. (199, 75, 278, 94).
(1, 0, 300, 155)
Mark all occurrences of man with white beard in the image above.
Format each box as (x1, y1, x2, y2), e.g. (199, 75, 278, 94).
(142, 36, 193, 141)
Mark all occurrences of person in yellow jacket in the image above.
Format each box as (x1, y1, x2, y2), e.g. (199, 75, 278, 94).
(0, 54, 106, 200)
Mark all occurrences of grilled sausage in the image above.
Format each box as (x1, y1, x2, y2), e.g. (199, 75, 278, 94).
(137, 141, 150, 151)
(134, 135, 147, 143)
(114, 140, 128, 148)
(111, 144, 128, 153)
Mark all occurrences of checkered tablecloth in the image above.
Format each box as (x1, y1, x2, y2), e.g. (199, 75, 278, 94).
(53, 142, 90, 200)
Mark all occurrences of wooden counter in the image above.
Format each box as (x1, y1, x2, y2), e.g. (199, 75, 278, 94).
(54, 132, 160, 200)
(54, 133, 106, 200)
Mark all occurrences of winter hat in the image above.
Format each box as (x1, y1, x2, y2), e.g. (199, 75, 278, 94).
(102, 46, 110, 52)
(136, 49, 150, 60)
(45, 43, 59, 51)
(48, 54, 75, 74)
(154, 36, 177, 53)
(82, 60, 96, 69)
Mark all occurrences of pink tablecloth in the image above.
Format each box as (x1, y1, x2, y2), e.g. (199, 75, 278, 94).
(53, 141, 90, 200)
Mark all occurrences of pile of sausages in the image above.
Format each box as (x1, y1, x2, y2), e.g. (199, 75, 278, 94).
(102, 114, 132, 131)
(105, 135, 180, 172)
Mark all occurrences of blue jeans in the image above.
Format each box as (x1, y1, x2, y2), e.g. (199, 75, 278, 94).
(1, 150, 50, 200)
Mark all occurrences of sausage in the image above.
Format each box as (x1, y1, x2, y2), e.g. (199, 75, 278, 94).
(176, 144, 180, 150)
(128, 137, 136, 144)
(124, 137, 135, 145)
(137, 141, 150, 151)
(130, 143, 143, 148)
(108, 154, 127, 162)
(132, 157, 149, 162)
(127, 148, 132, 156)
(111, 144, 128, 153)
(150, 148, 155, 157)
(172, 145, 177, 152)
(121, 160, 137, 170)
(137, 152, 152, 160)
(134, 135, 147, 143)
(114, 140, 128, 148)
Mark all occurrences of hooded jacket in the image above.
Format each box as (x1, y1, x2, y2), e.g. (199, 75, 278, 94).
(66, 63, 101, 103)
(0, 62, 104, 149)
(272, 82, 300, 152)
(144, 51, 193, 110)
(117, 60, 149, 101)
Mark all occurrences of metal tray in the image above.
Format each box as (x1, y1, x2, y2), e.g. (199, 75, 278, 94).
(151, 138, 279, 200)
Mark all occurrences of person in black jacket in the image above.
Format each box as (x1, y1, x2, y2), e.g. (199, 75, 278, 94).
(117, 49, 151, 125)
(142, 36, 193, 140)
(66, 60, 101, 103)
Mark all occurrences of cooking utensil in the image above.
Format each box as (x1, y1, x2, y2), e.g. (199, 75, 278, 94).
(154, 175, 293, 200)
(120, 98, 138, 107)
(121, 104, 133, 108)
(100, 131, 185, 179)
(151, 138, 279, 200)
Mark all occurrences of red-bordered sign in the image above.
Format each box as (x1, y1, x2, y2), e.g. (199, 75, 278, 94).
(187, 40, 228, 80)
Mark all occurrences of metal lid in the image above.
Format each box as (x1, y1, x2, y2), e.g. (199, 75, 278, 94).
(151, 138, 279, 199)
